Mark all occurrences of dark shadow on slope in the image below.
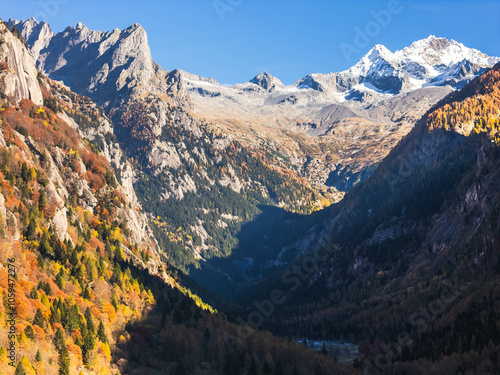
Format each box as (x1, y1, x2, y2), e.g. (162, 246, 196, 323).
(112, 259, 358, 375)
(242, 125, 498, 340)
(189, 204, 325, 302)
(325, 163, 377, 191)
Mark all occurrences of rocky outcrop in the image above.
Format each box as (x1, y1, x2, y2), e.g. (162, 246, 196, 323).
(249, 72, 284, 92)
(8, 18, 54, 63)
(9, 19, 156, 106)
(0, 22, 43, 105)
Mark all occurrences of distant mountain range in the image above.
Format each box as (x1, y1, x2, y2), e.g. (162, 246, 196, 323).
(4, 14, 500, 375)
(164, 32, 499, 189)
(10, 19, 499, 187)
(8, 16, 500, 286)
(11, 18, 499, 101)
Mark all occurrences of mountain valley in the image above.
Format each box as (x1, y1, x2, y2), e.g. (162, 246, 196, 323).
(0, 21, 357, 375)
(9, 18, 500, 289)
(1, 13, 500, 375)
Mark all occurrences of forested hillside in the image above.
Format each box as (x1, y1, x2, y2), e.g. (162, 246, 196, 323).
(111, 92, 337, 275)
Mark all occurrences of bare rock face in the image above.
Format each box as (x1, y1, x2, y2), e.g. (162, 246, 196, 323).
(0, 22, 43, 105)
(9, 19, 156, 106)
(249, 72, 284, 92)
(0, 190, 6, 235)
(52, 207, 71, 243)
(8, 18, 54, 63)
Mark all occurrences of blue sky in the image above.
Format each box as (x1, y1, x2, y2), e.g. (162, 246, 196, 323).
(1, 0, 499, 85)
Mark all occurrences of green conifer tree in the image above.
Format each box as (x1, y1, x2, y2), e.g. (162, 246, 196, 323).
(14, 360, 27, 375)
(97, 321, 108, 343)
(33, 308, 45, 329)
(58, 344, 70, 375)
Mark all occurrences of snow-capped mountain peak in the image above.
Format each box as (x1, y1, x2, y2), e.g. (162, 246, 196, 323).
(367, 44, 393, 59)
(311, 36, 500, 97)
(396, 35, 494, 67)
(10, 19, 500, 103)
(348, 44, 396, 77)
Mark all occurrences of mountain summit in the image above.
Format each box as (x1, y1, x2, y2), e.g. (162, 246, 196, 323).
(9, 18, 157, 105)
(249, 72, 284, 92)
(298, 35, 500, 96)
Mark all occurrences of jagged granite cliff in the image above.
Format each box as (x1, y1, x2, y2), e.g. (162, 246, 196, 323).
(0, 21, 169, 282)
(0, 22, 43, 105)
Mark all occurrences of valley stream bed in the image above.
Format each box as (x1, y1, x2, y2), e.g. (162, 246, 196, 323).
(297, 339, 359, 363)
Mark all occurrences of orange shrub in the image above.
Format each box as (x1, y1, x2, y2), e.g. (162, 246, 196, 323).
(32, 324, 46, 341)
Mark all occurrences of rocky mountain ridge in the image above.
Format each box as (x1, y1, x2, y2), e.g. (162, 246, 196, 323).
(9, 18, 161, 107)
(8, 17, 500, 280)
(11, 18, 499, 193)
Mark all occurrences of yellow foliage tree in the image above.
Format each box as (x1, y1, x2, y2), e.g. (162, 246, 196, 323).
(98, 341, 111, 362)
(102, 302, 116, 323)
(18, 331, 29, 350)
(20, 355, 36, 375)
(34, 360, 45, 375)
(0, 346, 8, 365)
